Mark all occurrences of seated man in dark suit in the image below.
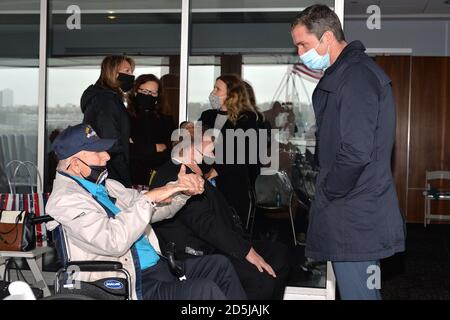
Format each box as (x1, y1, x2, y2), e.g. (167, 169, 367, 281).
(151, 130, 290, 300)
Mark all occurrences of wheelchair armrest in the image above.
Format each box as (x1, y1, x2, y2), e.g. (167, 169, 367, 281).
(30, 215, 54, 225)
(67, 261, 123, 272)
(164, 242, 185, 279)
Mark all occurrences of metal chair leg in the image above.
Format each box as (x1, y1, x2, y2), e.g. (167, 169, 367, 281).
(288, 194, 297, 246)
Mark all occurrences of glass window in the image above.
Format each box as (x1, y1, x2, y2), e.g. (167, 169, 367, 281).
(187, 57, 220, 121)
(47, 58, 170, 134)
(243, 60, 318, 140)
(45, 0, 181, 191)
(187, 1, 334, 292)
(0, 1, 40, 193)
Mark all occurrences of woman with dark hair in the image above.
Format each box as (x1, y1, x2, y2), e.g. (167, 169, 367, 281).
(199, 74, 262, 223)
(81, 55, 135, 187)
(127, 74, 176, 186)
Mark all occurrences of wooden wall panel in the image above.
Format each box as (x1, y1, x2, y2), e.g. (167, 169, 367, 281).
(376, 56, 450, 223)
(220, 54, 242, 76)
(160, 74, 180, 124)
(441, 58, 450, 178)
(408, 57, 450, 223)
(169, 55, 180, 75)
(375, 56, 411, 217)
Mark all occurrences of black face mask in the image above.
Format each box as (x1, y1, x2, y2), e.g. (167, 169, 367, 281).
(74, 158, 108, 185)
(135, 93, 158, 112)
(117, 73, 135, 92)
(198, 156, 215, 175)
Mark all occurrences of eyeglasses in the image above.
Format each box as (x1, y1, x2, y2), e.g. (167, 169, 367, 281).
(138, 88, 158, 96)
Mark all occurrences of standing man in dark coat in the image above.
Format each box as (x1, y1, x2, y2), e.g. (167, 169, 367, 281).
(291, 5, 406, 300)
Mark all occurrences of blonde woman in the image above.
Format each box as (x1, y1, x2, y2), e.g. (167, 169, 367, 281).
(199, 74, 262, 223)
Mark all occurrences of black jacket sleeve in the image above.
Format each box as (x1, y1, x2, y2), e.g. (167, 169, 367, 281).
(129, 141, 157, 160)
(83, 94, 131, 186)
(129, 115, 174, 164)
(198, 110, 218, 128)
(93, 95, 126, 155)
(178, 194, 252, 260)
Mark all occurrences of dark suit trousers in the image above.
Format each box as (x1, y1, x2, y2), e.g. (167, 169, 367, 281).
(230, 240, 290, 300)
(141, 254, 247, 300)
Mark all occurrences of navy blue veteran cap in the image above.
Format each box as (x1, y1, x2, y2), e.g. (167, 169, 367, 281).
(52, 123, 116, 160)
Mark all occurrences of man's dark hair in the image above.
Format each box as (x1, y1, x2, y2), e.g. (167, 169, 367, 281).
(291, 4, 345, 42)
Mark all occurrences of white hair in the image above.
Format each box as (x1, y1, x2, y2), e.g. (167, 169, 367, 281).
(56, 152, 82, 173)
(56, 158, 71, 172)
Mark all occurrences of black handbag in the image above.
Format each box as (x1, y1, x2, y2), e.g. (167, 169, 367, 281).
(0, 258, 43, 299)
(0, 210, 36, 251)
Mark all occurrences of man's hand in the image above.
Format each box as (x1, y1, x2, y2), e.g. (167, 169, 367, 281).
(156, 144, 167, 153)
(245, 247, 276, 278)
(144, 183, 189, 204)
(177, 164, 204, 196)
(204, 168, 218, 180)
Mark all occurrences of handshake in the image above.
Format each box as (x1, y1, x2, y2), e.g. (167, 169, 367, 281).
(144, 165, 204, 204)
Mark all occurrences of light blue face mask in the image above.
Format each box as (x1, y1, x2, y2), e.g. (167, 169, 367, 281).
(299, 35, 330, 71)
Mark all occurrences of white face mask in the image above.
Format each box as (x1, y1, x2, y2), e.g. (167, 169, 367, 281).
(299, 35, 330, 71)
(209, 93, 222, 110)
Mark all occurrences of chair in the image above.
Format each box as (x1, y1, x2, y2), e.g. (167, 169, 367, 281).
(5, 160, 42, 194)
(0, 246, 54, 298)
(247, 170, 298, 246)
(423, 171, 450, 227)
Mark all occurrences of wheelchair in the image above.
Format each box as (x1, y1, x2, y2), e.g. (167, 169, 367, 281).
(30, 215, 132, 300)
(30, 216, 185, 300)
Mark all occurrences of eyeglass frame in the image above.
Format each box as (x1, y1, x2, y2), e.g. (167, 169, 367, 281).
(137, 87, 158, 97)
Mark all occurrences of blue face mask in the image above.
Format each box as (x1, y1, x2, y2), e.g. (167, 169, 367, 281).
(299, 35, 330, 71)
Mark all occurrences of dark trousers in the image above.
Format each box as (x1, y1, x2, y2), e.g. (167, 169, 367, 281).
(229, 241, 290, 300)
(141, 254, 247, 300)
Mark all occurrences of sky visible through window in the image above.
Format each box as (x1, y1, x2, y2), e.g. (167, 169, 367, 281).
(0, 63, 317, 136)
(0, 64, 316, 107)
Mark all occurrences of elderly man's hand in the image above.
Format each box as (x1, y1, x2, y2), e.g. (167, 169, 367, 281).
(204, 168, 218, 180)
(245, 247, 277, 278)
(145, 183, 189, 204)
(155, 143, 167, 153)
(177, 164, 204, 196)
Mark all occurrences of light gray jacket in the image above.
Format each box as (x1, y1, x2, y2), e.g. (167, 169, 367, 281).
(45, 172, 189, 299)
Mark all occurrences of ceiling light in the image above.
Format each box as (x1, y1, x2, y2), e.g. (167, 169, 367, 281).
(108, 10, 115, 14)
(107, 15, 116, 20)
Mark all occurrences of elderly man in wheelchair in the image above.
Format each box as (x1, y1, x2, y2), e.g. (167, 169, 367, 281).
(43, 123, 246, 300)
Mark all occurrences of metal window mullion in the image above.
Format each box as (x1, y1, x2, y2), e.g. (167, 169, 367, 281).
(178, 0, 191, 124)
(334, 0, 345, 30)
(37, 0, 48, 192)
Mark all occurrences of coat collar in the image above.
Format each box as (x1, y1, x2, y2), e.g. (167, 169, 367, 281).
(316, 40, 366, 93)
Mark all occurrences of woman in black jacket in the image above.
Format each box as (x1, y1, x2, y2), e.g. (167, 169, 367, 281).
(199, 74, 263, 224)
(127, 74, 176, 186)
(81, 55, 135, 187)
